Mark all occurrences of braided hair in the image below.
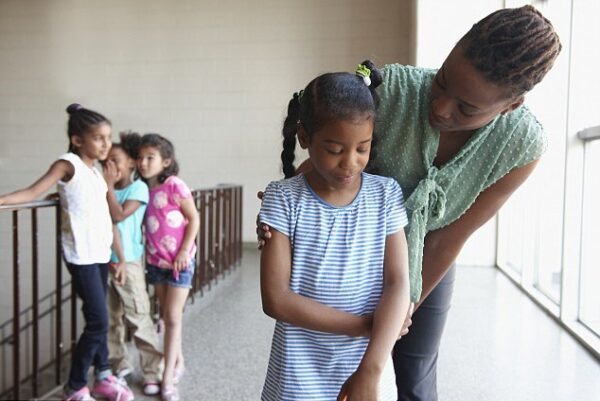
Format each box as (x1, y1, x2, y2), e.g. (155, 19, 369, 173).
(458, 5, 562, 97)
(280, 60, 383, 178)
(66, 103, 111, 152)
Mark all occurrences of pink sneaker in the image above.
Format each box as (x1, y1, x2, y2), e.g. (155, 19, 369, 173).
(63, 386, 96, 401)
(161, 385, 180, 401)
(173, 366, 185, 385)
(91, 375, 134, 401)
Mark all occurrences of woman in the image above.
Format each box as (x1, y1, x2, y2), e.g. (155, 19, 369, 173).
(258, 5, 561, 401)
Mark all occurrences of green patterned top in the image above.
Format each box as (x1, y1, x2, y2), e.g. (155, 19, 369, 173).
(373, 64, 546, 301)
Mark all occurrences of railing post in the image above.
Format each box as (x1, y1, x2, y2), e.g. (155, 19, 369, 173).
(200, 191, 207, 291)
(12, 211, 21, 400)
(31, 209, 40, 398)
(55, 205, 63, 385)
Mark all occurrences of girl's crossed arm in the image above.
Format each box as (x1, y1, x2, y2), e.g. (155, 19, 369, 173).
(260, 228, 372, 338)
(338, 229, 410, 401)
(0, 160, 73, 206)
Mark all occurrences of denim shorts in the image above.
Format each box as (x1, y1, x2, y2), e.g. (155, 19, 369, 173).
(146, 259, 196, 289)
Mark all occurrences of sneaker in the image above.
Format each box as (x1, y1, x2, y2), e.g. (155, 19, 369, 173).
(63, 386, 96, 401)
(161, 385, 180, 401)
(173, 366, 185, 385)
(91, 375, 134, 401)
(116, 367, 133, 380)
(143, 381, 161, 396)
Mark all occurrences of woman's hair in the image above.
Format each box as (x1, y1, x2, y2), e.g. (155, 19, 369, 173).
(281, 60, 383, 178)
(139, 133, 180, 184)
(112, 130, 142, 161)
(66, 103, 111, 152)
(457, 5, 562, 97)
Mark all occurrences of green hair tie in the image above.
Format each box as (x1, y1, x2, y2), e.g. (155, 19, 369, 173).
(356, 64, 372, 86)
(297, 89, 304, 103)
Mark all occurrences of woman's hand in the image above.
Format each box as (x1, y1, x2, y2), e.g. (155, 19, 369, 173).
(399, 303, 415, 338)
(337, 367, 380, 401)
(173, 249, 191, 271)
(256, 191, 272, 249)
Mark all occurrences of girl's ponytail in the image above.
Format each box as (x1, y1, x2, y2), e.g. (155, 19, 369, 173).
(281, 92, 302, 179)
(358, 60, 383, 173)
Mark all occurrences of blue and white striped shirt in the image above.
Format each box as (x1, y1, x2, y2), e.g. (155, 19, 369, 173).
(259, 172, 408, 401)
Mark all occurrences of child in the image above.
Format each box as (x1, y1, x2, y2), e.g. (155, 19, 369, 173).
(137, 133, 199, 401)
(103, 131, 163, 396)
(0, 104, 134, 401)
(259, 62, 411, 401)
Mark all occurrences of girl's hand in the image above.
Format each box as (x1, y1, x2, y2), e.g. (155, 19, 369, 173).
(111, 262, 127, 286)
(102, 160, 121, 189)
(337, 368, 380, 401)
(256, 191, 272, 249)
(173, 250, 190, 271)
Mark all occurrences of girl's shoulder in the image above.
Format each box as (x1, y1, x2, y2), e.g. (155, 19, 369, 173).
(121, 179, 150, 200)
(264, 175, 306, 203)
(362, 172, 402, 193)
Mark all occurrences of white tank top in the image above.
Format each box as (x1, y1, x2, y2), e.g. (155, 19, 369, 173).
(57, 153, 112, 265)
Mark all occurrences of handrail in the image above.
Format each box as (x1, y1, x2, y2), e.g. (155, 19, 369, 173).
(577, 125, 600, 142)
(0, 200, 58, 211)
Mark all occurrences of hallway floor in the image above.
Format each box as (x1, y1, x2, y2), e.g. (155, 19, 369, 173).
(118, 248, 600, 400)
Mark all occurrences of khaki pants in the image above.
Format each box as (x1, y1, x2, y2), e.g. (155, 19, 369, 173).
(107, 260, 163, 382)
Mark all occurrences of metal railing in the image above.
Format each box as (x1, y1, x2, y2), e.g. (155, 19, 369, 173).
(0, 184, 242, 400)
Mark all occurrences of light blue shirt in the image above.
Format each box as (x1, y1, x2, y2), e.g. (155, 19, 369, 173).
(259, 172, 407, 401)
(110, 179, 149, 263)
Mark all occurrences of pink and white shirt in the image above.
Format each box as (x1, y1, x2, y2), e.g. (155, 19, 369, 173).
(144, 176, 196, 269)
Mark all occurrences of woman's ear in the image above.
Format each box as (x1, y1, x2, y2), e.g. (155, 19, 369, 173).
(297, 125, 310, 149)
(501, 95, 525, 115)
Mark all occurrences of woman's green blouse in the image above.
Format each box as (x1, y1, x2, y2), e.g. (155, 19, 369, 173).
(373, 64, 546, 302)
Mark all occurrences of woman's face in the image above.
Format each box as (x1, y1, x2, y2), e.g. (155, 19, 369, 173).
(429, 47, 523, 133)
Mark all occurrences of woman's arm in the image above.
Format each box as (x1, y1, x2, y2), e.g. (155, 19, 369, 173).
(338, 230, 410, 400)
(0, 160, 73, 206)
(173, 196, 200, 271)
(418, 159, 539, 307)
(261, 229, 372, 337)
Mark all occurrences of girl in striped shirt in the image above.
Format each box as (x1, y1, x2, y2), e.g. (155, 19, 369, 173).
(259, 61, 411, 401)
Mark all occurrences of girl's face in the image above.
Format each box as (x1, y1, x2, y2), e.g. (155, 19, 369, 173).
(107, 146, 134, 182)
(137, 146, 171, 182)
(71, 122, 112, 163)
(429, 47, 524, 133)
(299, 117, 373, 191)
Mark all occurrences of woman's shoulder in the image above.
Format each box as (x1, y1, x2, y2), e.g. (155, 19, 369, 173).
(381, 64, 437, 89)
(496, 105, 546, 146)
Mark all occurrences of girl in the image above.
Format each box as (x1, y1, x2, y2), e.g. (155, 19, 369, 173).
(103, 131, 163, 396)
(259, 62, 411, 401)
(137, 133, 199, 401)
(0, 104, 134, 401)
